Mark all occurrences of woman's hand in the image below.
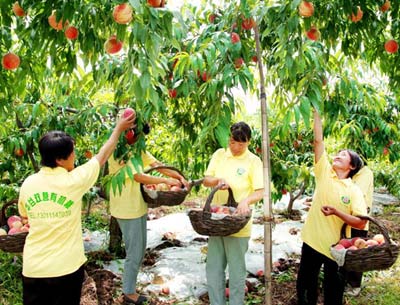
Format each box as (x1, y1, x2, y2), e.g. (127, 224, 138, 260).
(217, 179, 229, 190)
(164, 178, 181, 187)
(321, 205, 337, 216)
(235, 201, 251, 215)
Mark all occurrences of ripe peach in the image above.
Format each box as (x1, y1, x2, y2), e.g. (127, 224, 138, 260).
(11, 220, 23, 229)
(2, 53, 20, 70)
(209, 13, 216, 23)
(170, 186, 182, 192)
(354, 238, 367, 249)
(350, 6, 363, 23)
(231, 32, 240, 44)
(104, 35, 123, 54)
(147, 0, 162, 8)
(380, 1, 390, 12)
(306, 27, 320, 41)
(333, 244, 345, 250)
(339, 238, 352, 249)
(256, 269, 264, 277)
(234, 57, 244, 69)
(123, 107, 135, 118)
(12, 2, 25, 17)
(366, 239, 379, 247)
(241, 17, 255, 30)
(8, 227, 22, 235)
(125, 129, 135, 144)
(15, 148, 24, 157)
(351, 237, 361, 245)
(48, 11, 68, 31)
(64, 26, 79, 40)
(7, 215, 21, 228)
(113, 3, 133, 24)
(161, 286, 170, 295)
(168, 88, 177, 98)
(201, 71, 211, 82)
(384, 39, 398, 54)
(298, 1, 314, 17)
(348, 245, 358, 251)
(373, 234, 385, 244)
(0, 228, 7, 236)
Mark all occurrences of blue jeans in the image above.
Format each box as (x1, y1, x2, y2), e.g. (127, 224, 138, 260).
(117, 214, 147, 294)
(206, 236, 249, 305)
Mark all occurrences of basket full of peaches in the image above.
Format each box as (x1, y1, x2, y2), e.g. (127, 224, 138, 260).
(188, 184, 251, 236)
(330, 215, 399, 272)
(140, 166, 204, 208)
(0, 200, 29, 253)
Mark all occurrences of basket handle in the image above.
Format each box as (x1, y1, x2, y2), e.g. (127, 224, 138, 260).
(203, 184, 237, 212)
(340, 215, 393, 250)
(1, 199, 18, 226)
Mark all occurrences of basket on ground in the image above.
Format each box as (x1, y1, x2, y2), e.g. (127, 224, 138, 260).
(188, 185, 251, 236)
(331, 215, 399, 272)
(0, 199, 28, 253)
(140, 165, 203, 208)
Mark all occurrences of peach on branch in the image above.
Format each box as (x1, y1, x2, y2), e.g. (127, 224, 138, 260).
(380, 1, 390, 12)
(48, 11, 68, 31)
(104, 35, 123, 54)
(350, 6, 363, 23)
(12, 2, 25, 17)
(147, 0, 162, 8)
(241, 17, 255, 30)
(234, 57, 244, 69)
(384, 39, 398, 54)
(298, 1, 314, 17)
(64, 26, 79, 40)
(2, 53, 20, 70)
(113, 3, 133, 24)
(306, 27, 320, 41)
(231, 32, 240, 44)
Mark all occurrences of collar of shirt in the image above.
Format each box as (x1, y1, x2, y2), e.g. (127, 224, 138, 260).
(40, 166, 68, 175)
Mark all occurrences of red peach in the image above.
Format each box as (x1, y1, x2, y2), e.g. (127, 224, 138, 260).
(2, 53, 20, 70)
(12, 2, 25, 17)
(298, 1, 314, 17)
(65, 26, 79, 40)
(113, 3, 133, 24)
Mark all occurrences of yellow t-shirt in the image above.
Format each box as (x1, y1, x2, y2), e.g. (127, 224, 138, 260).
(108, 151, 157, 219)
(204, 148, 264, 237)
(18, 158, 100, 278)
(301, 152, 367, 259)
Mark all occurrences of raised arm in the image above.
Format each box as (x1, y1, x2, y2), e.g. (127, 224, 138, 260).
(95, 114, 135, 166)
(313, 109, 324, 164)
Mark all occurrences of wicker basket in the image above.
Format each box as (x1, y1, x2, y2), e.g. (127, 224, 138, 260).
(331, 215, 399, 272)
(140, 166, 203, 208)
(188, 185, 251, 236)
(0, 199, 28, 253)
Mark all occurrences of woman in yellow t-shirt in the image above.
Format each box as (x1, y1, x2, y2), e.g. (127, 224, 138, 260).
(18, 114, 135, 305)
(203, 122, 264, 305)
(108, 108, 189, 305)
(296, 110, 368, 305)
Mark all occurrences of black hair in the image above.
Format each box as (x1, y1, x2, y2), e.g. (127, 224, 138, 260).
(345, 149, 364, 178)
(230, 122, 252, 143)
(39, 131, 74, 168)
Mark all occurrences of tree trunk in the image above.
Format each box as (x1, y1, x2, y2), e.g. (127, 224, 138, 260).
(108, 216, 125, 258)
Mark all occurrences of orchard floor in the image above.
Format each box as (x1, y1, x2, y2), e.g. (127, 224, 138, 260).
(81, 191, 400, 305)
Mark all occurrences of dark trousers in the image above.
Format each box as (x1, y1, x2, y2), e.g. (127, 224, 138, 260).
(23, 265, 85, 305)
(297, 243, 345, 305)
(343, 228, 368, 288)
